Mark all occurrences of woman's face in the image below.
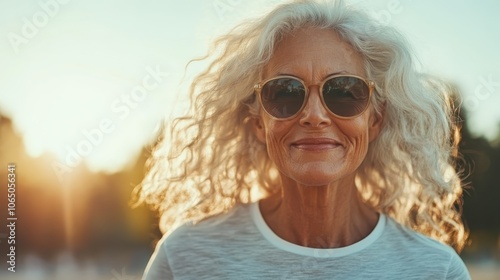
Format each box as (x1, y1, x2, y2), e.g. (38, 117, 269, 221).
(254, 28, 383, 186)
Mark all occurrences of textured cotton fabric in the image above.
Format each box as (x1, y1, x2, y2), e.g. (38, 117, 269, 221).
(142, 202, 470, 280)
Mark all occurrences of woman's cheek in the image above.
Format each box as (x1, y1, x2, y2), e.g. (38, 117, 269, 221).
(343, 126, 370, 168)
(265, 120, 292, 171)
(266, 119, 290, 136)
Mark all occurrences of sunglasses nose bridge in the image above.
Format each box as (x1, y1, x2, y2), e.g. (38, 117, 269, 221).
(304, 78, 322, 90)
(305, 80, 330, 110)
(300, 84, 332, 124)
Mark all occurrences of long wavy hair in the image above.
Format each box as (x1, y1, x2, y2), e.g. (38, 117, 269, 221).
(135, 0, 468, 252)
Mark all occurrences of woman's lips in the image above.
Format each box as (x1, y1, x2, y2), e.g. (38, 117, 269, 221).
(291, 138, 342, 151)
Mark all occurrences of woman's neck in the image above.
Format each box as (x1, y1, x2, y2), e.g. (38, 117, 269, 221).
(259, 176, 378, 248)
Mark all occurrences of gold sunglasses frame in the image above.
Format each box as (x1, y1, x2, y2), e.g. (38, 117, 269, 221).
(254, 74, 375, 120)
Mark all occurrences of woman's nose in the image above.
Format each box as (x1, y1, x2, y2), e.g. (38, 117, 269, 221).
(299, 87, 332, 128)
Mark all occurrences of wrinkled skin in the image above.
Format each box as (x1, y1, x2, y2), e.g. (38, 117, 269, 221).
(253, 28, 384, 248)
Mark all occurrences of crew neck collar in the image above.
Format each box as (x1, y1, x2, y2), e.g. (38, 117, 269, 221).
(250, 201, 386, 258)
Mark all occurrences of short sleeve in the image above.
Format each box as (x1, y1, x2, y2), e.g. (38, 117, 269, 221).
(445, 253, 471, 280)
(142, 237, 173, 280)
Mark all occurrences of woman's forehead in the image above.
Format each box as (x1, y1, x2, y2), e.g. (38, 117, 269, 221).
(262, 28, 365, 82)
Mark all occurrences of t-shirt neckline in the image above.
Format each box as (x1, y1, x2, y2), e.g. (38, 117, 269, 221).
(250, 201, 386, 258)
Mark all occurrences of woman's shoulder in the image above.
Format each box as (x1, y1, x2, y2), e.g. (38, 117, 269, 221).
(159, 203, 256, 248)
(383, 217, 465, 269)
(382, 216, 457, 254)
(186, 203, 253, 231)
(379, 216, 469, 278)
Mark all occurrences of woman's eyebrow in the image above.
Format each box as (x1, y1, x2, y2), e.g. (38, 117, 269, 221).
(273, 70, 350, 79)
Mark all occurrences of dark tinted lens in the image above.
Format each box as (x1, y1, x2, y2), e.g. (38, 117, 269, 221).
(261, 78, 305, 118)
(322, 76, 370, 117)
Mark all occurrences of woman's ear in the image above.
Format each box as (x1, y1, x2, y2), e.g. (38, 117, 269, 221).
(368, 104, 385, 142)
(252, 116, 267, 144)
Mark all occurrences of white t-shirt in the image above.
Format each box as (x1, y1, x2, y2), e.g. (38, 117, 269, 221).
(142, 202, 470, 279)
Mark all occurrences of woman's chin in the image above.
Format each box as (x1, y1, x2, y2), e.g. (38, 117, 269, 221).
(286, 165, 354, 187)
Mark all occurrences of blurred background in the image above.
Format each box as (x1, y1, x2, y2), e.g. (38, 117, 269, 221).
(0, 0, 499, 279)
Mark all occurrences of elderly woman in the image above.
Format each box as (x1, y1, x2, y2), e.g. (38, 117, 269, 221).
(139, 0, 470, 279)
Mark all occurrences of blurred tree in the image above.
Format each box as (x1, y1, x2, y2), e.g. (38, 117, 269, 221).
(459, 110, 500, 232)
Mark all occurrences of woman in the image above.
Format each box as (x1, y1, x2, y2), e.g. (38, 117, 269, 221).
(138, 0, 470, 279)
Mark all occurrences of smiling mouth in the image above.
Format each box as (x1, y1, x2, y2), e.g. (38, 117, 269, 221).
(291, 138, 342, 151)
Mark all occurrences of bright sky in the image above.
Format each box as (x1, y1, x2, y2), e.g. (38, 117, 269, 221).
(0, 0, 499, 173)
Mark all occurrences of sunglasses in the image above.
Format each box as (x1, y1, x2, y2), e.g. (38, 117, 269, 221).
(254, 74, 374, 119)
